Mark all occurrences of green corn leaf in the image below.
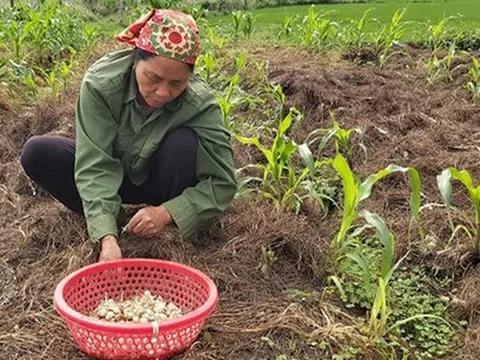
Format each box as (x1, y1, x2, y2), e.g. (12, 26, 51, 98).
(449, 168, 480, 230)
(281, 140, 297, 161)
(346, 251, 372, 298)
(298, 143, 315, 175)
(408, 168, 422, 218)
(437, 169, 453, 207)
(278, 109, 295, 136)
(449, 168, 476, 196)
(360, 210, 394, 279)
(358, 165, 421, 219)
(369, 277, 387, 335)
(328, 275, 347, 300)
(235, 135, 273, 164)
(332, 153, 357, 217)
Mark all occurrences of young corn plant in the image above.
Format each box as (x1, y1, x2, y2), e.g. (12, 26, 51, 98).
(276, 15, 299, 39)
(466, 56, 480, 100)
(343, 9, 372, 54)
(427, 17, 450, 51)
(306, 112, 367, 163)
(333, 211, 449, 341)
(23, 70, 37, 99)
(57, 54, 75, 91)
(300, 7, 338, 51)
(231, 11, 243, 38)
(36, 66, 58, 96)
(331, 153, 421, 252)
(241, 12, 256, 38)
(360, 211, 399, 338)
(438, 168, 480, 253)
(196, 53, 216, 82)
(426, 43, 463, 84)
(234, 51, 248, 74)
(267, 83, 287, 120)
(236, 108, 318, 212)
(373, 8, 408, 68)
(217, 74, 244, 131)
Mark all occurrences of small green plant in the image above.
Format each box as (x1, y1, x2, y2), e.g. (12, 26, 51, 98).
(241, 12, 256, 38)
(373, 8, 408, 68)
(426, 43, 464, 84)
(23, 70, 37, 99)
(466, 56, 480, 100)
(196, 53, 216, 82)
(57, 55, 75, 91)
(300, 7, 338, 51)
(276, 15, 299, 39)
(36, 66, 58, 96)
(332, 236, 457, 358)
(236, 108, 323, 212)
(438, 168, 480, 252)
(331, 153, 421, 251)
(217, 76, 244, 131)
(306, 112, 367, 163)
(231, 11, 243, 37)
(427, 17, 449, 51)
(343, 9, 372, 54)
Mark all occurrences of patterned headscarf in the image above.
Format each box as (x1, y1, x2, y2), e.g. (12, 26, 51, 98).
(117, 9, 200, 65)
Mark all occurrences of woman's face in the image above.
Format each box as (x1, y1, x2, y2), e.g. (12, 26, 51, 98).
(135, 55, 191, 108)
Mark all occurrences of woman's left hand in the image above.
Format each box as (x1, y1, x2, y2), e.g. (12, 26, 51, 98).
(126, 206, 173, 237)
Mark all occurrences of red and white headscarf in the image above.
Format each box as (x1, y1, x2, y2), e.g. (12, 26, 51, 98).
(117, 9, 200, 65)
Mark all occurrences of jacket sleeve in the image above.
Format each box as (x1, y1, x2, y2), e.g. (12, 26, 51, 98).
(162, 104, 237, 239)
(74, 72, 123, 242)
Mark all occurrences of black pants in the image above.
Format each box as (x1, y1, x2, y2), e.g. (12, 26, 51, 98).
(20, 127, 198, 214)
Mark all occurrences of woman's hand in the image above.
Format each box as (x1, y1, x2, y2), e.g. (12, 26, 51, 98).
(99, 235, 122, 262)
(126, 205, 173, 238)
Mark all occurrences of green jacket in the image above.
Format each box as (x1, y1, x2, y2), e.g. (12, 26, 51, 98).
(74, 49, 237, 241)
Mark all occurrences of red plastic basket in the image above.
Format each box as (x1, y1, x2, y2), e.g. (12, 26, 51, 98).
(54, 259, 218, 359)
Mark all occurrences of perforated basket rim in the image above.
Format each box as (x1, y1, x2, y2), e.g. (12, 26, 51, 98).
(53, 258, 218, 335)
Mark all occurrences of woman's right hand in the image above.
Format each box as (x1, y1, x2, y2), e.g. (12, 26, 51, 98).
(98, 235, 122, 262)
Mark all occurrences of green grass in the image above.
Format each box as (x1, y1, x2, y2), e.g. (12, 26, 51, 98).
(210, 0, 480, 39)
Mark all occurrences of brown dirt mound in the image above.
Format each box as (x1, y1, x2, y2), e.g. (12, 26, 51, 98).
(2, 44, 480, 359)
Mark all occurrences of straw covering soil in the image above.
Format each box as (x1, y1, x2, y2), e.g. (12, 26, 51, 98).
(1, 45, 480, 359)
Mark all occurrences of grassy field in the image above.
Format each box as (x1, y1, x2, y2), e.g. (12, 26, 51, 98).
(211, 0, 480, 39)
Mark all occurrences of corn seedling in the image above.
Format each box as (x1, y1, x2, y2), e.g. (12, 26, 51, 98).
(331, 211, 451, 341)
(267, 83, 287, 119)
(373, 8, 407, 68)
(83, 24, 98, 48)
(466, 56, 480, 100)
(276, 15, 299, 39)
(236, 108, 320, 212)
(231, 11, 243, 37)
(300, 7, 338, 51)
(426, 43, 464, 84)
(196, 53, 216, 82)
(427, 17, 451, 51)
(241, 12, 256, 38)
(331, 153, 421, 251)
(217, 83, 244, 131)
(252, 58, 269, 88)
(361, 211, 398, 337)
(306, 112, 367, 163)
(36, 66, 58, 96)
(438, 168, 480, 252)
(234, 51, 248, 74)
(343, 9, 372, 54)
(23, 70, 37, 99)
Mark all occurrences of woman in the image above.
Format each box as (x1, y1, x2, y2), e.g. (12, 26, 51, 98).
(20, 9, 237, 262)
